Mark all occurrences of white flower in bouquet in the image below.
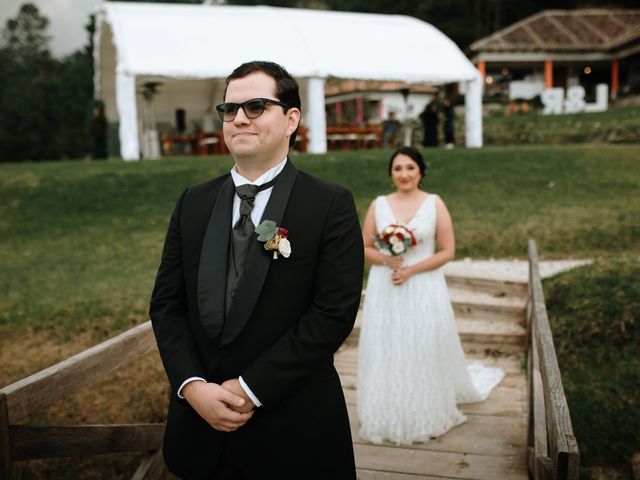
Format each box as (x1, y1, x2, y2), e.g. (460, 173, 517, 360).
(391, 242, 406, 254)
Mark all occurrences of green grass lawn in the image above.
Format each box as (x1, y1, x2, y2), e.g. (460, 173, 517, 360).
(1, 144, 638, 339)
(544, 260, 639, 476)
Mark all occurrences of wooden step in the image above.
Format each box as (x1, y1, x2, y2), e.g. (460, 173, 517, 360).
(450, 288, 526, 323)
(336, 345, 525, 377)
(354, 442, 527, 480)
(346, 307, 526, 352)
(456, 317, 527, 350)
(347, 297, 526, 345)
(445, 273, 528, 298)
(359, 282, 527, 325)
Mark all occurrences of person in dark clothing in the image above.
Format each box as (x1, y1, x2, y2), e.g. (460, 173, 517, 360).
(150, 60, 363, 480)
(419, 101, 439, 147)
(382, 111, 401, 148)
(89, 101, 108, 159)
(442, 98, 455, 149)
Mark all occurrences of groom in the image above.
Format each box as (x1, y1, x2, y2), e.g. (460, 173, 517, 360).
(149, 61, 364, 479)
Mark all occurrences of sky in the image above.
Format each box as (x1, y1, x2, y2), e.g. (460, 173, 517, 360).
(0, 0, 102, 57)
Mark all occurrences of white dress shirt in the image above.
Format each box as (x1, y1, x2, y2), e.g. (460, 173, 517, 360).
(177, 157, 288, 407)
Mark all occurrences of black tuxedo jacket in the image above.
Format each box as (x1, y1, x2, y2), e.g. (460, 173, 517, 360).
(149, 160, 364, 479)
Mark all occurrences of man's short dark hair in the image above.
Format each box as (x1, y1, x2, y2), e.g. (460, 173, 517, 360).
(224, 60, 301, 148)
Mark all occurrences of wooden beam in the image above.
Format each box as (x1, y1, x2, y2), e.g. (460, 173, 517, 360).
(614, 43, 640, 62)
(545, 16, 581, 46)
(536, 455, 554, 480)
(544, 60, 553, 89)
(0, 321, 157, 424)
(9, 424, 164, 460)
(476, 52, 613, 62)
(573, 15, 609, 44)
(531, 322, 551, 479)
(0, 393, 12, 480)
(611, 59, 619, 97)
(477, 61, 486, 82)
(521, 24, 546, 48)
(131, 449, 167, 480)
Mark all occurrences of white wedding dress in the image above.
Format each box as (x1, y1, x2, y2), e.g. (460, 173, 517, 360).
(357, 194, 504, 445)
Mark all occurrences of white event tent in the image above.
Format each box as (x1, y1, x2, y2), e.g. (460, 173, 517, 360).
(94, 1, 483, 160)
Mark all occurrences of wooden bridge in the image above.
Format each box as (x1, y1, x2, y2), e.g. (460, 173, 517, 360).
(0, 241, 579, 479)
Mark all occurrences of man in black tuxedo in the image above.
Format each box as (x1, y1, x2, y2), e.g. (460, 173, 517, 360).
(149, 61, 364, 479)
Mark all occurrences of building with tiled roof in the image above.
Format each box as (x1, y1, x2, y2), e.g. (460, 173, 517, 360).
(469, 9, 640, 100)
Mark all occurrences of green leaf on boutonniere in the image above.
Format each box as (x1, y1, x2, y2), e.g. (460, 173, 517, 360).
(255, 220, 277, 242)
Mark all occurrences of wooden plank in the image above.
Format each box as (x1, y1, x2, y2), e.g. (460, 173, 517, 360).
(563, 435, 581, 480)
(528, 240, 580, 479)
(537, 456, 553, 480)
(0, 393, 12, 480)
(355, 443, 527, 480)
(348, 404, 526, 457)
(527, 447, 553, 480)
(0, 321, 157, 424)
(340, 373, 357, 390)
(337, 347, 526, 375)
(526, 334, 534, 476)
(357, 469, 455, 479)
(131, 449, 167, 480)
(531, 322, 550, 478)
(340, 369, 524, 389)
(444, 275, 528, 298)
(9, 424, 164, 460)
(343, 381, 527, 418)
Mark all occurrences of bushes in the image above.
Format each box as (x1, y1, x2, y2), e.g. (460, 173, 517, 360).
(480, 105, 640, 145)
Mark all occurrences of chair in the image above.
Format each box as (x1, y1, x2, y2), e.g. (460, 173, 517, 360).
(197, 132, 220, 155)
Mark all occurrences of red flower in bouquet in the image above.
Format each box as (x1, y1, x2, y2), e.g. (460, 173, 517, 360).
(373, 224, 417, 256)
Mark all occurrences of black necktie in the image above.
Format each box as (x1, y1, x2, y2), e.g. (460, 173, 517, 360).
(231, 175, 279, 276)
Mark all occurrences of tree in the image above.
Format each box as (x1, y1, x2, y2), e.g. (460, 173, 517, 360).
(0, 3, 94, 162)
(0, 3, 59, 161)
(2, 2, 50, 64)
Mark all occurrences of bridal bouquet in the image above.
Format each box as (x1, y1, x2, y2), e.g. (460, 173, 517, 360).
(374, 224, 417, 256)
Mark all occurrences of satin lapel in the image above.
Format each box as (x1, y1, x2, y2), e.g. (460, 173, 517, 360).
(197, 175, 234, 341)
(219, 160, 299, 347)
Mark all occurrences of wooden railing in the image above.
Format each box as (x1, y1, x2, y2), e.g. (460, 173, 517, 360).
(0, 321, 166, 480)
(527, 239, 580, 480)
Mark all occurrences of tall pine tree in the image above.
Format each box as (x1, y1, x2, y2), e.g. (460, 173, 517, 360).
(0, 3, 94, 162)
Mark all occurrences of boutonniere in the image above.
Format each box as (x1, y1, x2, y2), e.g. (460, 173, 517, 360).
(255, 220, 291, 259)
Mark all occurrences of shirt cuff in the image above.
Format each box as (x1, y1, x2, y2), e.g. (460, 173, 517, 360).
(177, 377, 207, 399)
(239, 376, 262, 407)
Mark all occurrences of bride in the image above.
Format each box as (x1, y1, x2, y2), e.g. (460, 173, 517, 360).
(357, 146, 504, 445)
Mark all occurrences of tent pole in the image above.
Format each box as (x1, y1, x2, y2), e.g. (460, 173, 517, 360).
(306, 77, 327, 154)
(116, 72, 141, 160)
(464, 74, 483, 148)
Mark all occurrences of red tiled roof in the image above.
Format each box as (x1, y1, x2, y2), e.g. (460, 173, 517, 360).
(470, 9, 640, 53)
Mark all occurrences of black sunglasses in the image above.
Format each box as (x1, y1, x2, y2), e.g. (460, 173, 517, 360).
(215, 98, 291, 122)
